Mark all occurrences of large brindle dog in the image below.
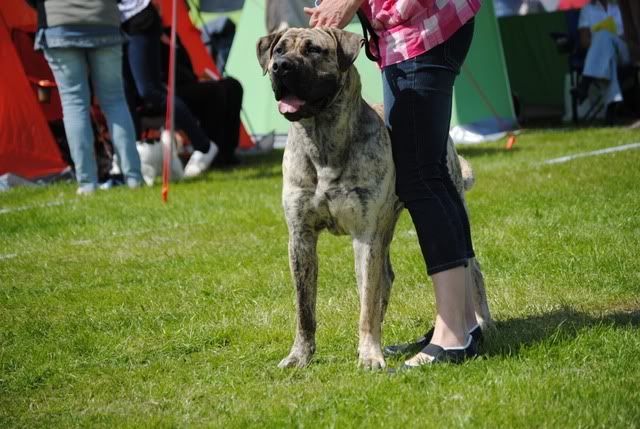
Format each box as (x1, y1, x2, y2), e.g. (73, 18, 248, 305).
(257, 27, 491, 369)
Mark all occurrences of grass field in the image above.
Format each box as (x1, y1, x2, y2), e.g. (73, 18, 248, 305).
(1, 127, 639, 428)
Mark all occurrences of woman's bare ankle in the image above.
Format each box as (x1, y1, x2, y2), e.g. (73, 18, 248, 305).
(431, 322, 467, 349)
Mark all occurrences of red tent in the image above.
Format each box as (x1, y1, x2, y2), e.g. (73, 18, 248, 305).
(0, 0, 68, 179)
(0, 0, 253, 182)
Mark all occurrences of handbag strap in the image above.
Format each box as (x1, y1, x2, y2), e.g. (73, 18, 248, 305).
(356, 10, 380, 62)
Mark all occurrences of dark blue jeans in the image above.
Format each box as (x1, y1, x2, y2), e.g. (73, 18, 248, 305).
(122, 8, 210, 153)
(382, 19, 475, 275)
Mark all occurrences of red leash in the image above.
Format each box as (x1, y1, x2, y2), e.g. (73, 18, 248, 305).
(161, 0, 178, 203)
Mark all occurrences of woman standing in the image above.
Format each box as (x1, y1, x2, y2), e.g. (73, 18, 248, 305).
(305, 0, 483, 368)
(30, 0, 143, 194)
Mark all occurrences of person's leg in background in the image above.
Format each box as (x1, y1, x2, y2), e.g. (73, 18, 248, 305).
(124, 18, 213, 150)
(88, 44, 143, 188)
(382, 20, 478, 366)
(43, 47, 98, 194)
(581, 31, 630, 123)
(121, 48, 143, 138)
(176, 77, 243, 166)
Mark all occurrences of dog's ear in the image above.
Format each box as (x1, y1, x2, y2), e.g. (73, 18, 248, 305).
(256, 30, 285, 75)
(326, 29, 364, 72)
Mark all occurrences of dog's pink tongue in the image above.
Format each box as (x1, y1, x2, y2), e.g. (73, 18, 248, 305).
(278, 96, 305, 114)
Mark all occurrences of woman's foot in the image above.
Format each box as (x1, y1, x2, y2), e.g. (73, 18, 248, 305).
(401, 335, 476, 369)
(384, 325, 483, 357)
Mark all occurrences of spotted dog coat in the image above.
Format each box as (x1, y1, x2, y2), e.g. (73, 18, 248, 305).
(257, 28, 491, 369)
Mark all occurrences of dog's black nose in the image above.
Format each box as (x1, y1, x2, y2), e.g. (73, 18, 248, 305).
(272, 57, 293, 75)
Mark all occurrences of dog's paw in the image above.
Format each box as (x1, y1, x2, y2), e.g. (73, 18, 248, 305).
(358, 352, 386, 370)
(278, 352, 312, 368)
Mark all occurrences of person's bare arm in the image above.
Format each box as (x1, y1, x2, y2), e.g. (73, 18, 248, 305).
(303, 0, 365, 29)
(578, 28, 591, 51)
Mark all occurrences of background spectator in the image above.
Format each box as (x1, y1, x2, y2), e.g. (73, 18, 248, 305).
(161, 35, 243, 167)
(119, 0, 218, 178)
(29, 0, 143, 195)
(573, 0, 629, 118)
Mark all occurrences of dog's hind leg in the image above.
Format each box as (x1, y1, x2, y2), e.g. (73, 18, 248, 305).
(380, 205, 400, 324)
(380, 252, 394, 323)
(279, 228, 319, 368)
(353, 236, 387, 369)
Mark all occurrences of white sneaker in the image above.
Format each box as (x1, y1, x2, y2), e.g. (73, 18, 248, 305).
(183, 141, 218, 178)
(76, 184, 97, 195)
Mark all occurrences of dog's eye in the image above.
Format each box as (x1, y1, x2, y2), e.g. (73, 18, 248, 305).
(307, 45, 323, 55)
(274, 46, 284, 55)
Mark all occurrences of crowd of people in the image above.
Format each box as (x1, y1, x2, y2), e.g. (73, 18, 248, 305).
(28, 0, 243, 195)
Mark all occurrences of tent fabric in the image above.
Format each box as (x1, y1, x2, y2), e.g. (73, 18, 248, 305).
(0, 1, 68, 180)
(494, 0, 589, 17)
(499, 11, 569, 112)
(266, 0, 314, 33)
(11, 28, 63, 123)
(225, 0, 517, 143)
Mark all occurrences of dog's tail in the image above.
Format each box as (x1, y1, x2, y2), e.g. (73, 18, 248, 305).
(446, 138, 475, 194)
(458, 155, 475, 192)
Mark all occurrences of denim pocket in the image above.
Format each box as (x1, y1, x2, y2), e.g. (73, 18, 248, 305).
(443, 18, 475, 73)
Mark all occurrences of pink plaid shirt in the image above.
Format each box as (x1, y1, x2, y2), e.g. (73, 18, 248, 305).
(359, 0, 482, 68)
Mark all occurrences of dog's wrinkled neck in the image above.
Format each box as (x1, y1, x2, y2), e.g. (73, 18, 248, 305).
(294, 67, 363, 166)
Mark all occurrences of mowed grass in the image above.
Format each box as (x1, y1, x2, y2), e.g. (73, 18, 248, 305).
(1, 127, 639, 428)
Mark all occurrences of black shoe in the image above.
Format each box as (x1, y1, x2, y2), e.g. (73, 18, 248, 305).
(385, 325, 483, 358)
(383, 328, 434, 358)
(469, 324, 483, 346)
(400, 336, 477, 370)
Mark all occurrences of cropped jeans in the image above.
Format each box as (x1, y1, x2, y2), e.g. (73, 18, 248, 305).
(382, 19, 476, 275)
(44, 44, 142, 188)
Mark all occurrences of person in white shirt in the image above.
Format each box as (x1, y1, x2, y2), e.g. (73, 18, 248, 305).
(574, 0, 630, 111)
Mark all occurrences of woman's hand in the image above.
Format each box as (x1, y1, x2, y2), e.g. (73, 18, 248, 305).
(304, 0, 364, 29)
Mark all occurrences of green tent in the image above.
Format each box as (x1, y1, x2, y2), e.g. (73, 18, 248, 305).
(225, 0, 517, 144)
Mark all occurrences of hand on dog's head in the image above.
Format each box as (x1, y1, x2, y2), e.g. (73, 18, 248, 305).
(256, 28, 363, 121)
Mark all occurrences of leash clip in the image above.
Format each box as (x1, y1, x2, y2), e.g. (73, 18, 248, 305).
(315, 0, 321, 7)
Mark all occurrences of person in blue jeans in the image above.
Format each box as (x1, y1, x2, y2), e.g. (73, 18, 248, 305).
(119, 0, 218, 178)
(29, 0, 143, 195)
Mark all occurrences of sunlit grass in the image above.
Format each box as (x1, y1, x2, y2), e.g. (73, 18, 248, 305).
(1, 126, 639, 427)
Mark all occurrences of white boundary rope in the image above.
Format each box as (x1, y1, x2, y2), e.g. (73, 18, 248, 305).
(543, 142, 640, 165)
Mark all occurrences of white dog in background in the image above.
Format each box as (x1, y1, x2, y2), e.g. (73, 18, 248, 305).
(136, 130, 185, 186)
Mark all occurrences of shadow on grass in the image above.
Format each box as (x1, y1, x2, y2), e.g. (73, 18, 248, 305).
(485, 306, 640, 357)
(457, 145, 521, 158)
(206, 149, 284, 182)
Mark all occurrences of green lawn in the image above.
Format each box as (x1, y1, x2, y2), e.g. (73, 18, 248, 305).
(1, 127, 639, 428)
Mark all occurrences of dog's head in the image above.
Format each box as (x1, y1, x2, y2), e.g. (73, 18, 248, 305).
(257, 27, 363, 121)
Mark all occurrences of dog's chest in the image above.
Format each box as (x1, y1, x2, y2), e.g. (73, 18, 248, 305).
(308, 167, 373, 235)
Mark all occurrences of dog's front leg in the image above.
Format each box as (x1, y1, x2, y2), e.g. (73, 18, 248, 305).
(279, 227, 319, 368)
(353, 237, 386, 369)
